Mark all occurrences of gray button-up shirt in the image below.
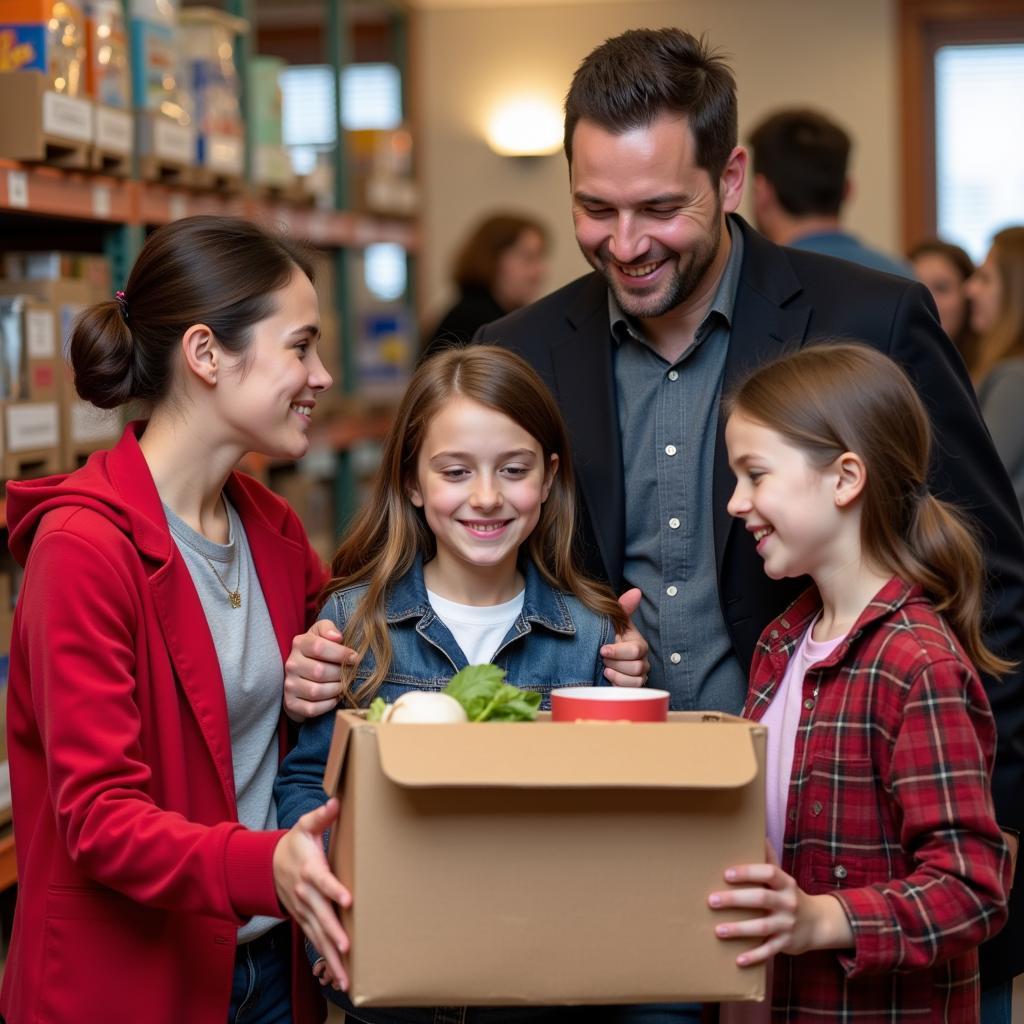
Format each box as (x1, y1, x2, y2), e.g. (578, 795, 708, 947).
(611, 221, 748, 713)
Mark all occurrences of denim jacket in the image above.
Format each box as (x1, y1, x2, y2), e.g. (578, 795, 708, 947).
(274, 559, 616, 1022)
(275, 556, 613, 830)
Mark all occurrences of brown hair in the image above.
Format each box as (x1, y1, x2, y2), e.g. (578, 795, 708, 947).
(907, 237, 978, 371)
(323, 345, 628, 705)
(70, 216, 314, 409)
(973, 225, 1024, 383)
(748, 108, 850, 217)
(563, 28, 737, 182)
(725, 343, 1013, 677)
(453, 214, 548, 293)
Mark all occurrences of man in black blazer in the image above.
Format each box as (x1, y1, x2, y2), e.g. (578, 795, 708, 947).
(477, 27, 1024, 1000)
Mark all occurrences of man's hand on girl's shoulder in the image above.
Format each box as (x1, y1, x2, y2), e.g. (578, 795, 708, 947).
(284, 620, 360, 721)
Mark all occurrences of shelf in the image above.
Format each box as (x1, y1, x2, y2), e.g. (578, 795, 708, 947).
(0, 159, 419, 252)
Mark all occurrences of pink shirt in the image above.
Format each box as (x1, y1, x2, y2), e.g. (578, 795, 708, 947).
(761, 619, 845, 861)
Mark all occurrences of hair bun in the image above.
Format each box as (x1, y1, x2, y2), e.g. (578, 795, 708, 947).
(69, 300, 138, 409)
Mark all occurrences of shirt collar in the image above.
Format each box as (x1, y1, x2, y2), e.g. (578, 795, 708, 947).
(608, 217, 744, 347)
(386, 555, 576, 635)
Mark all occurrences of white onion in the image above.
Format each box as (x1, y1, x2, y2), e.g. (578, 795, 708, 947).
(382, 691, 469, 724)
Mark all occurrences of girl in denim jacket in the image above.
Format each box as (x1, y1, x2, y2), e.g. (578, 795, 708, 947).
(275, 345, 639, 1023)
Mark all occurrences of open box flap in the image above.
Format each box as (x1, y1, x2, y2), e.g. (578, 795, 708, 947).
(370, 719, 760, 789)
(321, 709, 360, 795)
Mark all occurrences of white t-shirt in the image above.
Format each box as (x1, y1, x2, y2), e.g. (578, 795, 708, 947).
(426, 588, 525, 665)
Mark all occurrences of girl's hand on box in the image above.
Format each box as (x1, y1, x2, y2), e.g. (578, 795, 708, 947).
(708, 845, 853, 965)
(284, 620, 360, 721)
(274, 798, 352, 988)
(601, 589, 651, 687)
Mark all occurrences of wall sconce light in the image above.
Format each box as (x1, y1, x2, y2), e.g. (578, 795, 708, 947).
(485, 97, 563, 157)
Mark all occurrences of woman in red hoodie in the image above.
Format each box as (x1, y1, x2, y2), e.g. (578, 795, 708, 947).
(2, 217, 350, 1024)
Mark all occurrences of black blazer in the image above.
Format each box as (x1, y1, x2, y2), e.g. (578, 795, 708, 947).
(478, 214, 1024, 981)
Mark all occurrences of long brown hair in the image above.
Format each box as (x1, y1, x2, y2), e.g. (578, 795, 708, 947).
(323, 345, 628, 704)
(726, 343, 1013, 677)
(974, 226, 1024, 383)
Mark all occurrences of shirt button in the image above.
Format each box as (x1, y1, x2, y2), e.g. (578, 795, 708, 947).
(668, 370, 679, 381)
(665, 444, 677, 456)
(670, 652, 682, 664)
(666, 585, 678, 597)
(811, 801, 823, 816)
(803, 698, 815, 710)
(833, 865, 848, 880)
(668, 517, 680, 529)
(769, 629, 779, 639)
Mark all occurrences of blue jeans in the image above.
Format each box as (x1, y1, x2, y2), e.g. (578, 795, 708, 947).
(229, 924, 291, 1023)
(979, 980, 1013, 1024)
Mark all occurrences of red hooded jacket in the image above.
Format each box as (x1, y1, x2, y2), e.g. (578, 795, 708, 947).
(1, 424, 328, 1024)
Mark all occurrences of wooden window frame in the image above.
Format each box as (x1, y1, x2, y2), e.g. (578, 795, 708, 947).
(899, 0, 1024, 251)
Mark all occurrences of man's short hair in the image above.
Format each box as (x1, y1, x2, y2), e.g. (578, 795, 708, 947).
(748, 109, 851, 217)
(564, 28, 737, 182)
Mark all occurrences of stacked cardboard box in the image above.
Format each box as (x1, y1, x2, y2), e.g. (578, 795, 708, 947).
(0, 253, 120, 476)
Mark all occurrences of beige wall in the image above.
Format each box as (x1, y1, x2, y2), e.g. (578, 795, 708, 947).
(413, 0, 900, 326)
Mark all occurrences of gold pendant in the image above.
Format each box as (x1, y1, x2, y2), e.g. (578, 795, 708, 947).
(229, 591, 242, 609)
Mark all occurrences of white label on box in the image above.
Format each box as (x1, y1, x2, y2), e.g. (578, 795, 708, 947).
(95, 107, 133, 154)
(41, 93, 93, 144)
(169, 193, 188, 221)
(26, 309, 56, 359)
(205, 134, 244, 175)
(6, 404, 59, 452)
(71, 401, 121, 444)
(153, 120, 195, 165)
(6, 171, 29, 209)
(92, 185, 112, 219)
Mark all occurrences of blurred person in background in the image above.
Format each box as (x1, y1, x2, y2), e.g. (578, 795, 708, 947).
(748, 108, 911, 278)
(967, 226, 1024, 516)
(422, 212, 549, 359)
(910, 238, 978, 370)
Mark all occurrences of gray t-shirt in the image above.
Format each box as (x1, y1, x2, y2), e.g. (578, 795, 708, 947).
(164, 497, 284, 944)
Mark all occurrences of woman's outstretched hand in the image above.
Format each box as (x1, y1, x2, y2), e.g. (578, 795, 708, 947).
(273, 798, 352, 988)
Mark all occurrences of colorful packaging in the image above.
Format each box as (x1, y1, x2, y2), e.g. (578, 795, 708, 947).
(0, 0, 87, 95)
(84, 0, 129, 107)
(179, 6, 246, 171)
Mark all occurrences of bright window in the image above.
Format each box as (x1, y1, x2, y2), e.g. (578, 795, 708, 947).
(935, 43, 1024, 262)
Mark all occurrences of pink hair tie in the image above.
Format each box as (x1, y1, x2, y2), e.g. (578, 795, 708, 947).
(114, 290, 128, 322)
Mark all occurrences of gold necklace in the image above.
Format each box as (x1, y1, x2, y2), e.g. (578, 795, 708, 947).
(169, 523, 243, 609)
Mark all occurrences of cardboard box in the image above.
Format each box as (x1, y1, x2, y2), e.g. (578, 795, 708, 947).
(0, 295, 59, 401)
(323, 710, 767, 1007)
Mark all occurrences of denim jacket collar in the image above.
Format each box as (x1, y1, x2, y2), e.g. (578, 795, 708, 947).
(385, 556, 577, 636)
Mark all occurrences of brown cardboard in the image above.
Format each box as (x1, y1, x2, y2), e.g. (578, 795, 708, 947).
(323, 710, 767, 1008)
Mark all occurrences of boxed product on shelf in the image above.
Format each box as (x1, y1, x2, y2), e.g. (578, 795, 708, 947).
(0, 399, 62, 478)
(3, 250, 111, 292)
(0, 1, 93, 165)
(129, 0, 194, 177)
(0, 295, 59, 402)
(85, 0, 132, 171)
(179, 6, 247, 183)
(249, 54, 294, 191)
(0, 0, 87, 95)
(350, 127, 418, 217)
(0, 274, 119, 469)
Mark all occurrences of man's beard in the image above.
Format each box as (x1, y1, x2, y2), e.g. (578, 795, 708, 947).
(585, 208, 723, 320)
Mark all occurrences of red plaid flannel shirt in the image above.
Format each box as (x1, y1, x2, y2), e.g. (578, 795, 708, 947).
(744, 576, 1010, 1022)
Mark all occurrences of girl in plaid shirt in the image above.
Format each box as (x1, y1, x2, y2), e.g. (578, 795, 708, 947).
(710, 344, 1012, 1022)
